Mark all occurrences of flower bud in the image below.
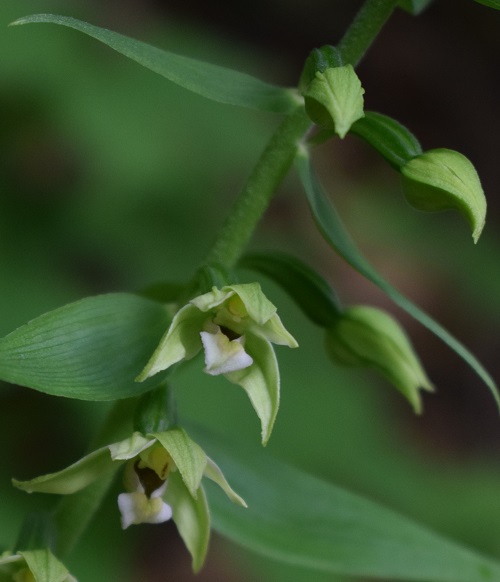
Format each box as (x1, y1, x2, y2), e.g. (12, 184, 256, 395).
(401, 148, 486, 243)
(303, 65, 365, 138)
(325, 305, 433, 413)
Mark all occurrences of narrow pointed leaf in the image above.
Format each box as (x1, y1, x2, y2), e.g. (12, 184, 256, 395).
(198, 429, 500, 581)
(225, 334, 280, 445)
(241, 251, 342, 327)
(13, 447, 115, 495)
(165, 471, 210, 573)
(153, 428, 207, 498)
(296, 150, 499, 408)
(10, 14, 297, 113)
(0, 293, 170, 400)
(472, 0, 500, 8)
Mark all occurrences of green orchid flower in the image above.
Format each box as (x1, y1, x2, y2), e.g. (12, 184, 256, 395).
(137, 283, 298, 444)
(13, 428, 246, 572)
(0, 549, 76, 582)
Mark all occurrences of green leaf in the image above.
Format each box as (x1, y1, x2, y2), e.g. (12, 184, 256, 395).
(401, 148, 487, 243)
(472, 0, 500, 8)
(350, 111, 422, 170)
(0, 293, 170, 400)
(153, 427, 207, 498)
(199, 429, 500, 581)
(295, 149, 499, 409)
(10, 14, 297, 114)
(12, 447, 115, 495)
(225, 334, 280, 446)
(241, 251, 342, 327)
(165, 471, 210, 573)
(398, 0, 435, 14)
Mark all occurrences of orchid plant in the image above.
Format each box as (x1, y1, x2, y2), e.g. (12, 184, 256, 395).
(1, 0, 500, 580)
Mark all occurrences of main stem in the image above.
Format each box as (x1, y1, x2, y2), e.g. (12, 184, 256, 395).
(337, 0, 400, 66)
(203, 0, 399, 271)
(204, 105, 311, 270)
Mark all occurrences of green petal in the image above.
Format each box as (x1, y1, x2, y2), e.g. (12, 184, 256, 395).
(401, 148, 487, 243)
(137, 304, 206, 381)
(204, 457, 247, 507)
(165, 472, 210, 573)
(190, 287, 233, 312)
(108, 432, 155, 461)
(13, 447, 115, 495)
(225, 335, 279, 445)
(19, 550, 76, 582)
(152, 428, 207, 498)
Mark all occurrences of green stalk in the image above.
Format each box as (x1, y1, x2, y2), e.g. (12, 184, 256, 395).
(204, 105, 311, 270)
(337, 0, 400, 67)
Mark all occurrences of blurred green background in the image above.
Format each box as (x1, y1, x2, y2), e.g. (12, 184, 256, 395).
(1, 1, 500, 580)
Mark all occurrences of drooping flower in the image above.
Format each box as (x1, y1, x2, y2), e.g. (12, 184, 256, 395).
(325, 305, 433, 413)
(137, 283, 298, 444)
(13, 428, 246, 572)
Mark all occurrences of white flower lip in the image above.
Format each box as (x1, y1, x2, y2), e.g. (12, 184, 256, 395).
(200, 326, 253, 376)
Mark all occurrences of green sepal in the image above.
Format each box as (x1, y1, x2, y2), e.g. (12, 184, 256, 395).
(303, 66, 365, 137)
(401, 148, 487, 243)
(14, 513, 56, 554)
(137, 303, 206, 381)
(225, 333, 279, 445)
(164, 471, 210, 573)
(398, 0, 434, 14)
(134, 384, 177, 434)
(10, 14, 298, 114)
(12, 447, 117, 495)
(325, 305, 433, 413)
(18, 550, 76, 582)
(350, 111, 422, 170)
(203, 458, 247, 508)
(299, 45, 343, 93)
(152, 428, 207, 498)
(241, 252, 342, 327)
(0, 293, 170, 401)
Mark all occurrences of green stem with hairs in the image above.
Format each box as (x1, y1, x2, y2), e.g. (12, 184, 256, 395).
(337, 0, 400, 67)
(204, 105, 311, 270)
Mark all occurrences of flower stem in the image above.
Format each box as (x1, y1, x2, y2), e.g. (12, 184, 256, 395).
(337, 0, 400, 67)
(204, 105, 311, 270)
